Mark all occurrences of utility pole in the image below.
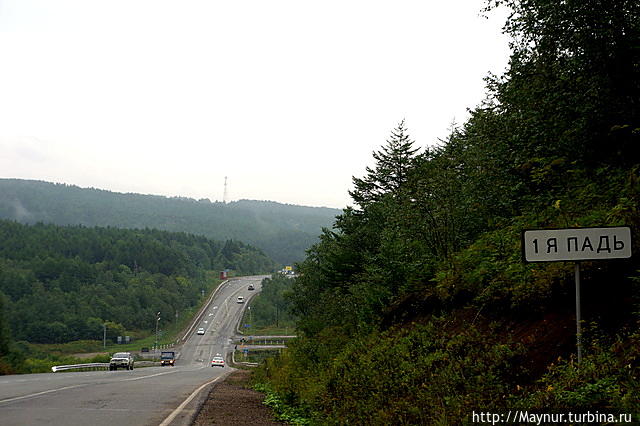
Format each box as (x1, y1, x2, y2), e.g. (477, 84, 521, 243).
(155, 312, 161, 356)
(103, 323, 106, 348)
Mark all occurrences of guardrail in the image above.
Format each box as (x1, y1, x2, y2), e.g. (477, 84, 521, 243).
(51, 360, 160, 372)
(231, 350, 258, 367)
(51, 363, 109, 372)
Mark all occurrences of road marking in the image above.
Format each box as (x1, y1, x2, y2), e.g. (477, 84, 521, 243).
(0, 370, 180, 404)
(158, 375, 223, 426)
(121, 370, 177, 382)
(0, 384, 86, 405)
(181, 280, 229, 341)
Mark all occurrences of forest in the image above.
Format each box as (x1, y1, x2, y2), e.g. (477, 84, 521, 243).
(245, 274, 297, 332)
(0, 220, 274, 372)
(253, 1, 640, 424)
(0, 181, 340, 265)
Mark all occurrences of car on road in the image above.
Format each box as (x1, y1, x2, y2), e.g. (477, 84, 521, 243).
(237, 296, 244, 303)
(197, 327, 205, 335)
(109, 352, 134, 371)
(248, 284, 254, 290)
(211, 355, 225, 367)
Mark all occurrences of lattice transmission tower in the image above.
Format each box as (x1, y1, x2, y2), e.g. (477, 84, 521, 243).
(223, 176, 229, 203)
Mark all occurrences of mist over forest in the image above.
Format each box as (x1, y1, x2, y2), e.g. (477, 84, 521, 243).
(0, 178, 340, 265)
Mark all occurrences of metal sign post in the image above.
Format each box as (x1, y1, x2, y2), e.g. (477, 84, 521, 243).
(522, 226, 632, 364)
(574, 262, 582, 364)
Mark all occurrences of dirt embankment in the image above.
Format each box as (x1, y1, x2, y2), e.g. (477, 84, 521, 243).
(193, 369, 282, 425)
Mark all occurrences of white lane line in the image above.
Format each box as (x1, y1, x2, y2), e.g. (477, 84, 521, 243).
(159, 375, 223, 426)
(0, 370, 180, 404)
(181, 279, 229, 341)
(121, 370, 178, 382)
(0, 384, 86, 405)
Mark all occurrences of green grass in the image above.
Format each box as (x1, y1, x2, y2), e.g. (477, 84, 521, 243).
(234, 349, 283, 364)
(239, 325, 297, 336)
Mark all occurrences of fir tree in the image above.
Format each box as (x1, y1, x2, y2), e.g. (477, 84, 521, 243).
(349, 120, 420, 208)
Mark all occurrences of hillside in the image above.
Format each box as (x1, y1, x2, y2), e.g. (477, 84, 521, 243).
(0, 179, 340, 264)
(251, 1, 640, 423)
(0, 220, 274, 353)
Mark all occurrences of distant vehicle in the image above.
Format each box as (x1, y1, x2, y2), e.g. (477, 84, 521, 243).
(197, 327, 205, 335)
(110, 352, 134, 371)
(160, 351, 176, 366)
(211, 355, 225, 367)
(248, 284, 255, 291)
(237, 296, 245, 304)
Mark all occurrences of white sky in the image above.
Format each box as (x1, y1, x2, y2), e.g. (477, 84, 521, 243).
(0, 0, 510, 209)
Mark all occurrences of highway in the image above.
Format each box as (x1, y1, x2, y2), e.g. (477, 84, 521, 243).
(0, 275, 267, 426)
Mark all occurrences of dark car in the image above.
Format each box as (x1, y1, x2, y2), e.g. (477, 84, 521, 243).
(160, 351, 176, 366)
(110, 352, 134, 370)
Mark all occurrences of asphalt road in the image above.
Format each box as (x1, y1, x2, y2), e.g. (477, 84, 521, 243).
(0, 275, 267, 426)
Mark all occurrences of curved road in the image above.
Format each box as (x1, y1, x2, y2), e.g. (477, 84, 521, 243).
(0, 275, 267, 426)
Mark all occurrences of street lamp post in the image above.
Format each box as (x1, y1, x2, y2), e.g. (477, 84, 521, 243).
(155, 312, 161, 356)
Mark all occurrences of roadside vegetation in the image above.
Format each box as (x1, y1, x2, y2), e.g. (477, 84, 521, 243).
(0, 222, 275, 374)
(233, 274, 296, 368)
(241, 274, 297, 335)
(252, 1, 640, 423)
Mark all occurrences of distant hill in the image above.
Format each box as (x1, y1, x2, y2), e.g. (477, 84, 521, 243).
(0, 179, 341, 264)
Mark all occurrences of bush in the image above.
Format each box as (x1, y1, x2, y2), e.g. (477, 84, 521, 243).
(515, 326, 640, 421)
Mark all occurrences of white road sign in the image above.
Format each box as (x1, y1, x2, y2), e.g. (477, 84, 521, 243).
(522, 226, 632, 262)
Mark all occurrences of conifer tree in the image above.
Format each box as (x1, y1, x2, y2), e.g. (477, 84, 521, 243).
(349, 120, 419, 208)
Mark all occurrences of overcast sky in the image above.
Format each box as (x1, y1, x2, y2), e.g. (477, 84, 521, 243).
(0, 0, 510, 209)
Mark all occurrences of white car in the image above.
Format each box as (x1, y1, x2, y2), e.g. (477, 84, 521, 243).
(237, 296, 244, 304)
(197, 327, 205, 335)
(211, 356, 225, 367)
(109, 352, 134, 371)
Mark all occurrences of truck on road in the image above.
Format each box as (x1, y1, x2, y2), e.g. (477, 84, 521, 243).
(160, 351, 176, 366)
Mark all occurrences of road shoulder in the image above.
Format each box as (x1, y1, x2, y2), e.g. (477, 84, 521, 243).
(192, 369, 282, 425)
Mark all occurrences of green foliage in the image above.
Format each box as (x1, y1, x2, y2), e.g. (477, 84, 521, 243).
(254, 0, 640, 422)
(253, 383, 311, 425)
(350, 120, 419, 208)
(255, 320, 526, 425)
(318, 322, 526, 425)
(291, 122, 424, 338)
(0, 220, 274, 348)
(514, 326, 640, 421)
(0, 340, 112, 374)
(434, 224, 572, 314)
(243, 274, 297, 331)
